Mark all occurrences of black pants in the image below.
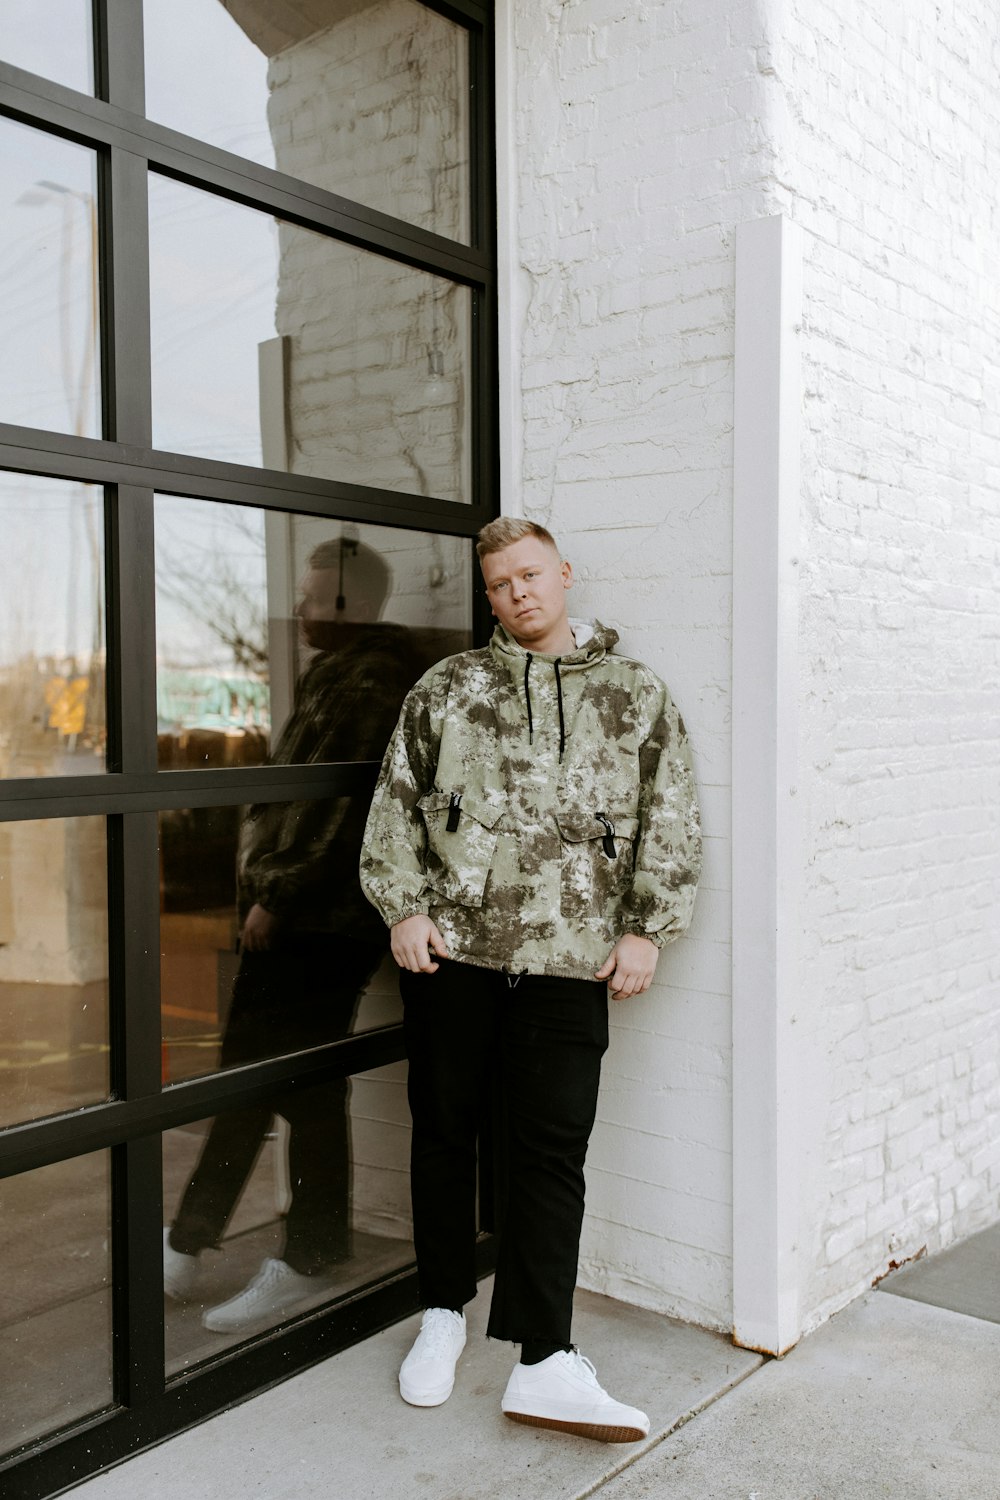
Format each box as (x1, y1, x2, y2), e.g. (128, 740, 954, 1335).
(402, 960, 609, 1345)
(170, 936, 383, 1275)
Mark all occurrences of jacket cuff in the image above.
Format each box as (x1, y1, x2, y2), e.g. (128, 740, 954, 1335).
(385, 903, 430, 928)
(253, 878, 294, 920)
(620, 926, 667, 949)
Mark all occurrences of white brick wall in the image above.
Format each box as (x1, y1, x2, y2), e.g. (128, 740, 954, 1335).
(502, 0, 775, 1331)
(501, 0, 1000, 1336)
(765, 0, 1000, 1328)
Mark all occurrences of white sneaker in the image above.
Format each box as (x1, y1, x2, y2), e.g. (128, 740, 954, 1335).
(202, 1258, 322, 1334)
(398, 1307, 467, 1406)
(163, 1228, 201, 1301)
(501, 1349, 650, 1443)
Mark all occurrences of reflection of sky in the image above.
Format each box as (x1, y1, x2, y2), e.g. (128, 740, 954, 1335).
(0, 1, 93, 93)
(148, 175, 278, 464)
(144, 2, 280, 464)
(143, 0, 274, 164)
(0, 119, 101, 438)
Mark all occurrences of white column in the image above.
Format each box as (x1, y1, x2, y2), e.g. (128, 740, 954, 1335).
(494, 0, 526, 517)
(732, 214, 804, 1355)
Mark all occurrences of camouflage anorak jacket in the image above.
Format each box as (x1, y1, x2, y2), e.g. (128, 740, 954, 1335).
(360, 620, 701, 981)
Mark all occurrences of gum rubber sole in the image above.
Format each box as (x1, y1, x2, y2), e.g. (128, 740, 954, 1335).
(503, 1411, 647, 1443)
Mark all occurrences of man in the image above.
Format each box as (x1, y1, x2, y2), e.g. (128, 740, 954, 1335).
(360, 518, 701, 1442)
(164, 539, 418, 1333)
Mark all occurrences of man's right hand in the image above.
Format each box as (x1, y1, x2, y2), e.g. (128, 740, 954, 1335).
(240, 903, 278, 952)
(390, 915, 450, 973)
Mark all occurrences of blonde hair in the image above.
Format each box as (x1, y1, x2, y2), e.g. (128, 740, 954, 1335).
(475, 517, 560, 560)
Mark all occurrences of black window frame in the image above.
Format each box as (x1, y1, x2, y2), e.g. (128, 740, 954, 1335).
(0, 1, 497, 1493)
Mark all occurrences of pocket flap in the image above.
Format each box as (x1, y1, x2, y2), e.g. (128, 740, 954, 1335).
(555, 812, 640, 844)
(418, 790, 506, 830)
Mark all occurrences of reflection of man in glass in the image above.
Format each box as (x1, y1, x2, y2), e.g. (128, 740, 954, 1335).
(164, 540, 417, 1333)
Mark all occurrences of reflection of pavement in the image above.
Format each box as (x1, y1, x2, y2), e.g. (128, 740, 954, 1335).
(51, 749, 105, 776)
(0, 1121, 415, 1458)
(1, 968, 415, 1455)
(0, 1151, 112, 1456)
(164, 1221, 414, 1376)
(163, 1120, 415, 1374)
(0, 980, 108, 1128)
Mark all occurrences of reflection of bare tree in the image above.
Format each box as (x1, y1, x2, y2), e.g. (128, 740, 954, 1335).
(157, 562, 268, 675)
(156, 509, 268, 675)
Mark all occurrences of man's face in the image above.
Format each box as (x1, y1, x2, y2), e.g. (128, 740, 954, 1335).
(481, 537, 573, 652)
(293, 568, 340, 647)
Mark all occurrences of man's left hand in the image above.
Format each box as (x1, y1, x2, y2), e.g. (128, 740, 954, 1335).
(595, 934, 659, 1000)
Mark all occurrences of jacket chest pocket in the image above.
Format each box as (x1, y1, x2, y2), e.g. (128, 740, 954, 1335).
(418, 791, 505, 909)
(555, 811, 640, 922)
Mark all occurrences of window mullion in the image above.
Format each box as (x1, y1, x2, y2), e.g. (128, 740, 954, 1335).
(102, 147, 151, 447)
(94, 0, 145, 114)
(111, 1135, 165, 1408)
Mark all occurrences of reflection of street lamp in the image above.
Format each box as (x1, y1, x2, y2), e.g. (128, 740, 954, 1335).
(16, 179, 103, 701)
(16, 179, 99, 440)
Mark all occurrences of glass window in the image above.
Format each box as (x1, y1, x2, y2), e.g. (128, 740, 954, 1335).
(154, 497, 471, 762)
(148, 175, 472, 500)
(0, 119, 101, 440)
(0, 1152, 113, 1455)
(0, 0, 94, 95)
(0, 818, 109, 1128)
(143, 0, 470, 243)
(0, 473, 106, 778)
(163, 1060, 413, 1374)
(159, 797, 404, 1084)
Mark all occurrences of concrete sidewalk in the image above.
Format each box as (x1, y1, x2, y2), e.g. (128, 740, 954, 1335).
(69, 1282, 760, 1500)
(68, 1280, 999, 1500)
(599, 1292, 1000, 1500)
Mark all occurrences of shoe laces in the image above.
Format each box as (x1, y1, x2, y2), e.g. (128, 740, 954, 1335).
(563, 1348, 600, 1387)
(240, 1258, 289, 1301)
(418, 1307, 463, 1354)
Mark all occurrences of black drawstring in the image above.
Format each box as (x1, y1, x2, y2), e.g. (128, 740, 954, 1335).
(503, 966, 528, 990)
(522, 652, 565, 760)
(554, 658, 565, 763)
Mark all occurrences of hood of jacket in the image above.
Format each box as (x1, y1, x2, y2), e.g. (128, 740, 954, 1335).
(489, 617, 620, 668)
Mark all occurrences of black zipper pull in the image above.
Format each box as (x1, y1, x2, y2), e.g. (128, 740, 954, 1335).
(595, 812, 617, 859)
(446, 792, 463, 832)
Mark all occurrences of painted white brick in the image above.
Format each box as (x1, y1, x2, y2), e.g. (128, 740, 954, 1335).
(501, 0, 999, 1340)
(504, 0, 769, 1331)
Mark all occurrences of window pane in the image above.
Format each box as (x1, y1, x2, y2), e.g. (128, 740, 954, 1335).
(148, 175, 471, 499)
(154, 497, 471, 762)
(0, 119, 101, 439)
(143, 0, 470, 243)
(160, 799, 403, 1084)
(0, 0, 94, 95)
(163, 1061, 413, 1374)
(0, 1152, 113, 1455)
(0, 818, 109, 1127)
(0, 473, 106, 777)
